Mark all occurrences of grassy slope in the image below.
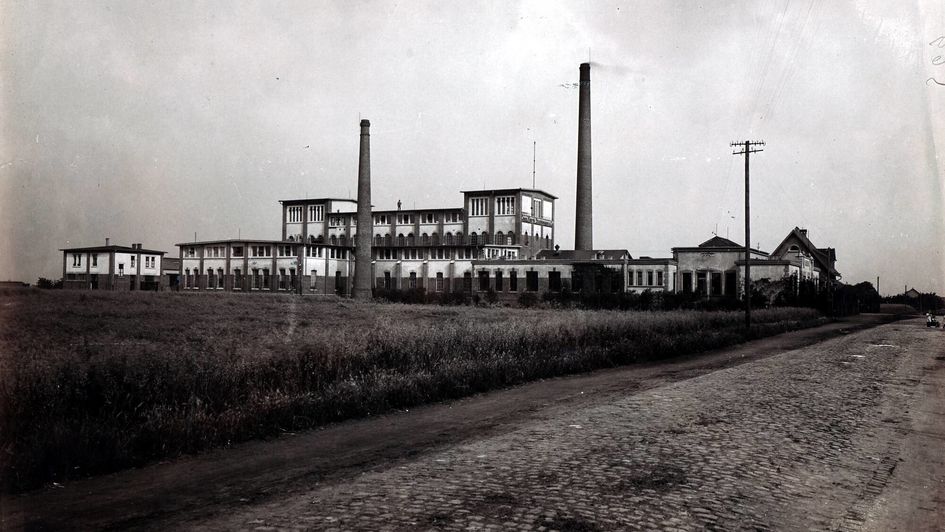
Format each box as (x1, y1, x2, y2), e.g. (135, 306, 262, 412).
(0, 289, 824, 492)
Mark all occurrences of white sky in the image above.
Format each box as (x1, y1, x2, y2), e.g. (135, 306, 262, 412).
(2, 1, 943, 294)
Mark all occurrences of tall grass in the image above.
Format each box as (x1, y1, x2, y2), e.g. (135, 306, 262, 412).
(0, 290, 823, 492)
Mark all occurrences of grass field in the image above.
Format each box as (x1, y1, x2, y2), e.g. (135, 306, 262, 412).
(0, 289, 824, 492)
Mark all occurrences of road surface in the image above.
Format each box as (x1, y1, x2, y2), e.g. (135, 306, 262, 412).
(4, 315, 944, 530)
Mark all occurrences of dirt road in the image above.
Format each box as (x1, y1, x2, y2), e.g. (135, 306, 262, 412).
(4, 314, 943, 530)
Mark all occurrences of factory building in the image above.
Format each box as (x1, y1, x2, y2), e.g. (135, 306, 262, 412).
(61, 240, 168, 291)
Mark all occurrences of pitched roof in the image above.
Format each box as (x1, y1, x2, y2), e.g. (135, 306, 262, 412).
(771, 227, 840, 278)
(536, 249, 631, 261)
(698, 236, 742, 248)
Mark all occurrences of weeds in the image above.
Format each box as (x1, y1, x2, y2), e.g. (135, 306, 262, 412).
(0, 290, 823, 492)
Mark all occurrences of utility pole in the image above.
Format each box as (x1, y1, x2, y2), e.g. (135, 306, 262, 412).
(731, 140, 765, 328)
(532, 141, 536, 188)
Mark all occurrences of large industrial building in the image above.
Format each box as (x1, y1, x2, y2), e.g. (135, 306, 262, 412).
(65, 62, 840, 298)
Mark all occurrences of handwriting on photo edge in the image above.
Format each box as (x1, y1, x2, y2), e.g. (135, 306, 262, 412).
(929, 36, 945, 86)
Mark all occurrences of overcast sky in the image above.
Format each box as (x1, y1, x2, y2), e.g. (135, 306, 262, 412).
(2, 1, 943, 294)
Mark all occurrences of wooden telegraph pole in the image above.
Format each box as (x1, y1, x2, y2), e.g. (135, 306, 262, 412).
(731, 140, 765, 328)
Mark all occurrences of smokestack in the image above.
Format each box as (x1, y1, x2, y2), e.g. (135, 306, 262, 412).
(105, 237, 110, 246)
(353, 119, 373, 299)
(575, 62, 593, 251)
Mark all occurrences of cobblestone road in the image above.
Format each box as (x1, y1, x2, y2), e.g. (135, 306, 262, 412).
(198, 320, 944, 531)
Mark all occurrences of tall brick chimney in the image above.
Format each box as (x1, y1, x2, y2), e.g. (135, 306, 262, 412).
(575, 62, 593, 251)
(353, 119, 373, 299)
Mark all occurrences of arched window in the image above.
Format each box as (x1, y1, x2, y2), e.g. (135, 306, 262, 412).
(431, 232, 440, 246)
(495, 232, 506, 245)
(507, 232, 516, 245)
(339, 234, 347, 246)
(315, 235, 324, 244)
(330, 235, 338, 246)
(374, 234, 383, 246)
(287, 235, 295, 242)
(470, 232, 478, 246)
(455, 231, 464, 245)
(788, 245, 799, 252)
(421, 233, 430, 246)
(444, 232, 453, 245)
(407, 233, 415, 246)
(309, 235, 317, 243)
(385, 233, 393, 246)
(397, 234, 406, 247)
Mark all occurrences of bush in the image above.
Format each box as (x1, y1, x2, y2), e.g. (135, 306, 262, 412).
(518, 291, 539, 307)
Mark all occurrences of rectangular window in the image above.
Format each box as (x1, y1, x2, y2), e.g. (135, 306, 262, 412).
(725, 271, 737, 296)
(279, 268, 287, 290)
(682, 272, 693, 293)
(509, 270, 518, 292)
(262, 269, 271, 290)
(463, 272, 473, 292)
(289, 268, 297, 290)
(435, 272, 444, 292)
(636, 271, 643, 286)
(287, 206, 302, 223)
(251, 268, 260, 290)
(478, 271, 489, 291)
(310, 269, 318, 291)
(232, 246, 243, 257)
(131, 256, 136, 269)
(657, 271, 664, 287)
(532, 199, 543, 219)
(496, 196, 516, 215)
(526, 271, 539, 292)
(234, 268, 243, 290)
(207, 268, 214, 289)
(91, 254, 98, 267)
(217, 268, 224, 289)
(647, 271, 654, 286)
(495, 271, 503, 291)
(409, 272, 417, 289)
(470, 197, 489, 217)
(549, 271, 561, 291)
(335, 271, 344, 295)
(384, 271, 392, 290)
(696, 272, 707, 295)
(711, 272, 722, 296)
(184, 247, 196, 258)
(308, 204, 324, 222)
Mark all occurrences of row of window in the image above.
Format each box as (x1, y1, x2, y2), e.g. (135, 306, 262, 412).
(680, 271, 738, 296)
(286, 205, 326, 223)
(182, 268, 346, 294)
(374, 247, 477, 260)
(70, 253, 156, 269)
(629, 270, 665, 287)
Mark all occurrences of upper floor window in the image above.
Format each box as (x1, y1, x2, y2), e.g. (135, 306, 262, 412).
(278, 245, 295, 257)
(130, 256, 136, 268)
(287, 206, 302, 223)
(532, 198, 543, 219)
(72, 253, 81, 267)
(444, 212, 462, 223)
(496, 196, 516, 215)
(308, 205, 324, 222)
(232, 246, 243, 257)
(397, 214, 414, 225)
(184, 247, 196, 258)
(421, 213, 436, 224)
(470, 198, 489, 217)
(91, 254, 98, 267)
(375, 214, 391, 225)
(330, 216, 343, 227)
(251, 245, 272, 257)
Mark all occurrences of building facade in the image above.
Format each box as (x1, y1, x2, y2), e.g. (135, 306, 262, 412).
(61, 242, 167, 291)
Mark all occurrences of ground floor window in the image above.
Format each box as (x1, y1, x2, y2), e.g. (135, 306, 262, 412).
(725, 270, 737, 296)
(495, 271, 503, 291)
(251, 268, 260, 290)
(657, 271, 664, 287)
(463, 272, 472, 292)
(409, 272, 417, 289)
(217, 268, 224, 289)
(335, 271, 344, 295)
(478, 271, 489, 291)
(207, 268, 215, 290)
(278, 268, 287, 290)
(234, 268, 243, 290)
(682, 272, 692, 293)
(549, 271, 561, 291)
(509, 270, 518, 292)
(262, 269, 271, 290)
(696, 272, 707, 295)
(636, 271, 644, 286)
(435, 272, 444, 292)
(384, 271, 392, 290)
(310, 269, 318, 291)
(526, 271, 539, 292)
(647, 270, 654, 286)
(711, 272, 722, 295)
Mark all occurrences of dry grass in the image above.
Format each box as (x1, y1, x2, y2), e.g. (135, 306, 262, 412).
(0, 289, 823, 492)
